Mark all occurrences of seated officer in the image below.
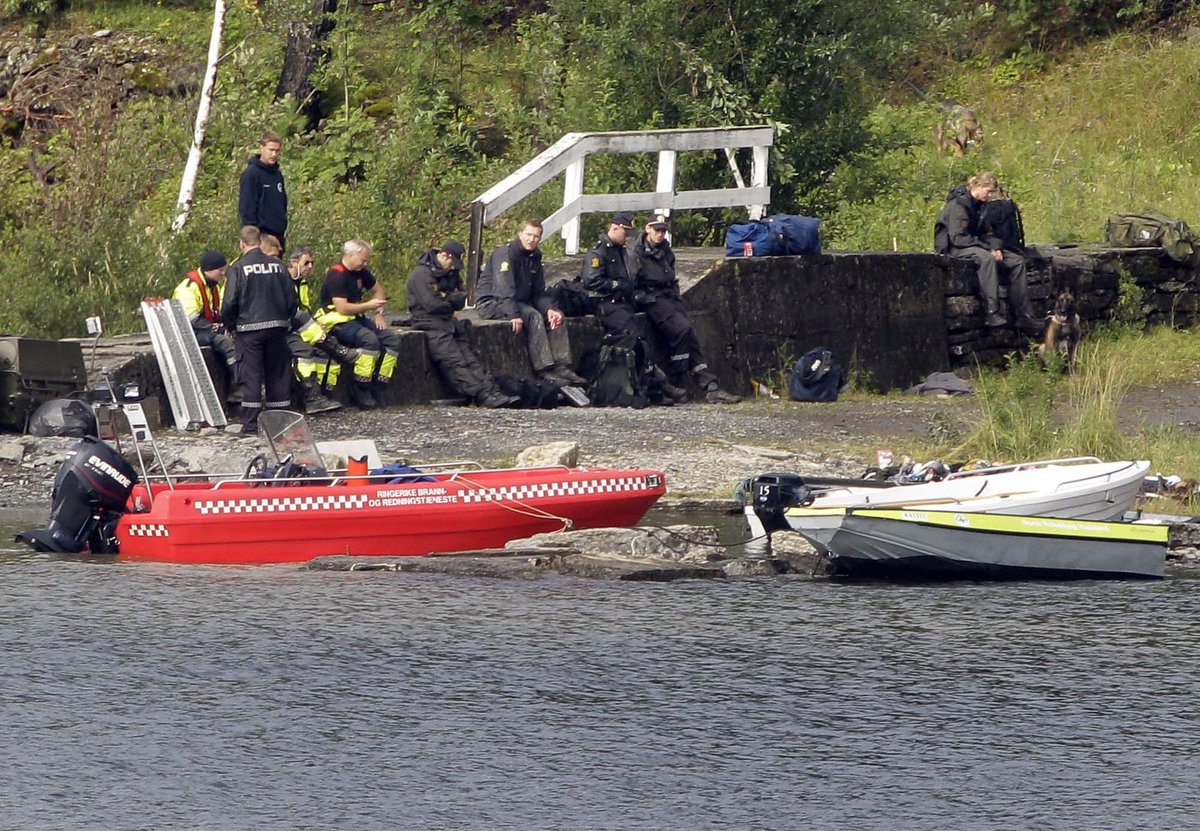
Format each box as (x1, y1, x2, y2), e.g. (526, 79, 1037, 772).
(477, 218, 584, 384)
(934, 171, 1040, 336)
(634, 214, 740, 404)
(407, 240, 518, 409)
(173, 250, 238, 403)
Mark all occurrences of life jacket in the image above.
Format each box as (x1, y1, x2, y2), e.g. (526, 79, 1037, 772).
(186, 269, 221, 324)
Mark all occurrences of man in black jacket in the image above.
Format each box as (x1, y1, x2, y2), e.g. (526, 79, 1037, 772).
(581, 212, 640, 336)
(635, 214, 740, 404)
(581, 212, 687, 405)
(934, 171, 1039, 335)
(407, 241, 517, 408)
(221, 226, 298, 434)
(238, 132, 288, 250)
(477, 219, 583, 384)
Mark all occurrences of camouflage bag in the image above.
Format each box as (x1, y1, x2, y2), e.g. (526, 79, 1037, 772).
(1105, 211, 1200, 264)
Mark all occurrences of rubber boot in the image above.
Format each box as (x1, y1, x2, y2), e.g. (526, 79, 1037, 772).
(348, 380, 378, 410)
(317, 338, 361, 366)
(301, 376, 341, 414)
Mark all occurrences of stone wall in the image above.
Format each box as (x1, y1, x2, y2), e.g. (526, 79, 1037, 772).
(66, 244, 1197, 427)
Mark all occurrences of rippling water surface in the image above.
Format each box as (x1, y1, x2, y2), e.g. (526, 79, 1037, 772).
(2, 510, 1199, 830)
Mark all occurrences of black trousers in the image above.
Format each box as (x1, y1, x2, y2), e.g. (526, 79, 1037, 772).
(235, 326, 292, 426)
(643, 295, 717, 388)
(420, 326, 499, 402)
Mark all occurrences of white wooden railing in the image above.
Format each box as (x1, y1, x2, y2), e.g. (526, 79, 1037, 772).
(466, 125, 774, 293)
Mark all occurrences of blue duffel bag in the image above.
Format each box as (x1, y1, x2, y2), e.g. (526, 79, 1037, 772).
(726, 220, 773, 256)
(765, 214, 821, 255)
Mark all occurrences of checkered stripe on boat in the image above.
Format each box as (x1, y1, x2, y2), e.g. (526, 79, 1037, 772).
(193, 493, 372, 515)
(126, 523, 170, 537)
(460, 475, 660, 503)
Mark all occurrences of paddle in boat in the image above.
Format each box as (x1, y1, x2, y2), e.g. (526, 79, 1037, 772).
(764, 506, 1168, 580)
(18, 406, 666, 565)
(742, 457, 1150, 554)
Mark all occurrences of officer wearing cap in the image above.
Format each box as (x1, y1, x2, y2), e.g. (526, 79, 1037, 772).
(580, 213, 688, 405)
(635, 214, 741, 404)
(173, 249, 239, 404)
(406, 240, 518, 409)
(581, 212, 641, 335)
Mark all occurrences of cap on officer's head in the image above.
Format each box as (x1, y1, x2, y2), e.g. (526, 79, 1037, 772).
(440, 240, 466, 269)
(610, 212, 635, 229)
(648, 214, 670, 230)
(199, 250, 227, 271)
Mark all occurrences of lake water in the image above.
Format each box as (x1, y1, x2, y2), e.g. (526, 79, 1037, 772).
(3, 508, 1199, 831)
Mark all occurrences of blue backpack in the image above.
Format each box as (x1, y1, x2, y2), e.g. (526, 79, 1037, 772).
(788, 347, 843, 402)
(726, 220, 774, 256)
(765, 214, 821, 255)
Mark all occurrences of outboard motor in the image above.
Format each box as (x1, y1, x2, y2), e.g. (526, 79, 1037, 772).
(748, 473, 813, 533)
(17, 436, 136, 554)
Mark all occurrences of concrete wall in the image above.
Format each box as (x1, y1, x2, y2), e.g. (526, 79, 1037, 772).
(72, 243, 1197, 427)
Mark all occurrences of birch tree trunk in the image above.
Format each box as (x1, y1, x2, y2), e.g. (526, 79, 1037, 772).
(171, 0, 227, 233)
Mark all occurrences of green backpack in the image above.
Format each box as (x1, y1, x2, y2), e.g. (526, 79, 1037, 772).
(1105, 211, 1200, 264)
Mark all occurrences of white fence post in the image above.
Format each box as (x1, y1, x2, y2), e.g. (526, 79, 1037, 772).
(749, 144, 769, 220)
(654, 150, 677, 218)
(562, 158, 585, 255)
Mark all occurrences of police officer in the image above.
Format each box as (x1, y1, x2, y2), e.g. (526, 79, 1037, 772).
(581, 212, 640, 336)
(477, 218, 584, 384)
(221, 227, 297, 434)
(635, 214, 741, 404)
(172, 250, 239, 404)
(407, 241, 517, 409)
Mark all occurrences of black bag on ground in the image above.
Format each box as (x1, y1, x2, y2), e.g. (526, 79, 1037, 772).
(579, 331, 652, 408)
(493, 373, 563, 409)
(547, 278, 597, 317)
(788, 347, 844, 402)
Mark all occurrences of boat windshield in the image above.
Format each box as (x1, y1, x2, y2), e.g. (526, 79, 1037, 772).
(258, 410, 327, 474)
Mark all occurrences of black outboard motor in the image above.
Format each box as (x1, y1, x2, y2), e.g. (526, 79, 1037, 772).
(17, 436, 137, 554)
(748, 473, 813, 533)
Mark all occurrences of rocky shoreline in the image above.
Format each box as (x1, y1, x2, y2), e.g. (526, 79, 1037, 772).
(5, 395, 1200, 575)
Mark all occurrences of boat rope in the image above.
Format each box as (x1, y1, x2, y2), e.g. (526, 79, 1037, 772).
(451, 473, 574, 532)
(641, 523, 771, 549)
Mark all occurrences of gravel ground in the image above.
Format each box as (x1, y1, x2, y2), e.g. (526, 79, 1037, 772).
(4, 379, 1196, 513)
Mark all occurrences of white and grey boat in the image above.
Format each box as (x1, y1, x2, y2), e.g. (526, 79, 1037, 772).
(744, 457, 1150, 553)
(804, 507, 1168, 580)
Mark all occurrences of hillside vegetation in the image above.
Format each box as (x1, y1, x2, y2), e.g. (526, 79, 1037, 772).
(0, 0, 1196, 337)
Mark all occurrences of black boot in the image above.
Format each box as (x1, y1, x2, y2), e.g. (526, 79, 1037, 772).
(301, 376, 341, 414)
(317, 338, 360, 366)
(348, 380, 378, 410)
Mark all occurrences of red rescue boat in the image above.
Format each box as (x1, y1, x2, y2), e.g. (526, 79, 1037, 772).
(19, 408, 666, 565)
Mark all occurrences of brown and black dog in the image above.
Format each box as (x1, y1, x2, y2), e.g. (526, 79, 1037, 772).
(1038, 289, 1082, 373)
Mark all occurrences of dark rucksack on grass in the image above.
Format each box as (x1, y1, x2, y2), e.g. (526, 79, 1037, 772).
(788, 347, 844, 402)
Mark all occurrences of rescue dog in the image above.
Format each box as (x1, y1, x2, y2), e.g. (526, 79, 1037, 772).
(934, 103, 983, 156)
(1037, 289, 1082, 373)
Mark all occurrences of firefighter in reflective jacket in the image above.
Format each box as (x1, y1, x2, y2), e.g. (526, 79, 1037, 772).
(172, 250, 239, 403)
(313, 239, 400, 409)
(283, 246, 359, 414)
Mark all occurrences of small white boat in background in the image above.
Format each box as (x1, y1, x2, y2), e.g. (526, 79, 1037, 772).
(803, 507, 1168, 580)
(745, 457, 1152, 558)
